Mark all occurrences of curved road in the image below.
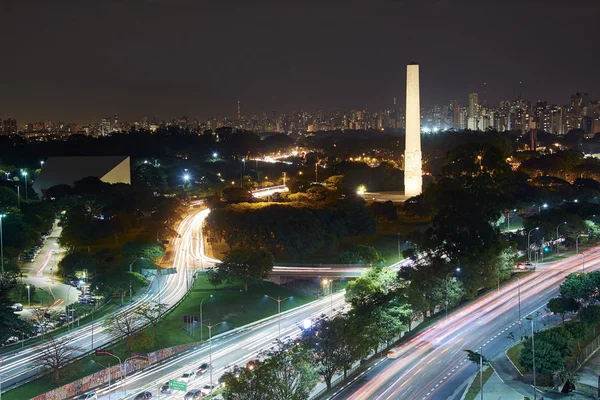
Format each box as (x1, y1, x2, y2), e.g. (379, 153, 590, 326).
(0, 211, 201, 390)
(332, 248, 600, 400)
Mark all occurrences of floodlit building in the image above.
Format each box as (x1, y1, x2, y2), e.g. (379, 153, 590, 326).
(32, 156, 131, 196)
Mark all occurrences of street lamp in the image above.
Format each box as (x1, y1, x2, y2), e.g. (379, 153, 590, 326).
(40, 161, 44, 168)
(264, 295, 292, 340)
(576, 233, 588, 256)
(526, 316, 537, 400)
(21, 171, 28, 201)
(445, 268, 461, 319)
(321, 278, 333, 315)
(527, 227, 539, 263)
(537, 203, 548, 214)
(205, 321, 226, 386)
(199, 295, 213, 342)
(556, 222, 566, 256)
(506, 209, 517, 231)
(91, 360, 112, 400)
(26, 285, 31, 307)
(0, 213, 6, 274)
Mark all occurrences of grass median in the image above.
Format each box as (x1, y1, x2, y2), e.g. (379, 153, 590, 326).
(464, 366, 494, 400)
(3, 275, 316, 400)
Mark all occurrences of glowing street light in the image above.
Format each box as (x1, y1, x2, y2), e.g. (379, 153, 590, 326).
(445, 267, 461, 319)
(212, 152, 218, 158)
(527, 227, 539, 263)
(21, 171, 28, 200)
(356, 185, 366, 195)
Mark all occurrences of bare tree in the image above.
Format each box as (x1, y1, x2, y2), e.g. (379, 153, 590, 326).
(30, 335, 79, 381)
(104, 311, 145, 351)
(134, 302, 167, 338)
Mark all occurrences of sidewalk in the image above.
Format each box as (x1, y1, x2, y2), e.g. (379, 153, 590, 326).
(469, 353, 594, 400)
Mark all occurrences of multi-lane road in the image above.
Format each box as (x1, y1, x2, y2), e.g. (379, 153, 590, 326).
(332, 248, 600, 400)
(0, 211, 202, 390)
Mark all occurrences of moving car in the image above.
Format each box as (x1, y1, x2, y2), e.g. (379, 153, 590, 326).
(183, 389, 202, 400)
(200, 384, 216, 395)
(73, 392, 97, 400)
(179, 370, 196, 382)
(134, 392, 153, 400)
(197, 362, 210, 375)
(160, 382, 172, 394)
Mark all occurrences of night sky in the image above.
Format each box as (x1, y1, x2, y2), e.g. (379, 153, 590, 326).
(1, 0, 599, 123)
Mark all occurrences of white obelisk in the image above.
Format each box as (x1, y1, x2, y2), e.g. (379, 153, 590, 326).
(404, 61, 422, 197)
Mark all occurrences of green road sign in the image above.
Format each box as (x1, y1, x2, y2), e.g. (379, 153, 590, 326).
(169, 380, 187, 392)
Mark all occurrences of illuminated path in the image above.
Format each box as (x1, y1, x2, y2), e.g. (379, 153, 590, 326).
(331, 248, 600, 400)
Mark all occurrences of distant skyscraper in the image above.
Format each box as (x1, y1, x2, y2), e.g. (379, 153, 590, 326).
(404, 61, 422, 197)
(1, 118, 17, 135)
(101, 117, 111, 136)
(468, 93, 479, 119)
(237, 101, 241, 120)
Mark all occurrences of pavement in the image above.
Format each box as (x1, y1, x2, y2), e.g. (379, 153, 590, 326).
(577, 344, 600, 393)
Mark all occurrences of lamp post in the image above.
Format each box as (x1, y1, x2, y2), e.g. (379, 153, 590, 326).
(576, 234, 588, 257)
(40, 161, 44, 168)
(506, 209, 516, 231)
(0, 213, 6, 274)
(517, 277, 522, 341)
(527, 316, 537, 400)
(100, 353, 123, 394)
(445, 268, 461, 319)
(556, 222, 566, 255)
(537, 203, 547, 214)
(26, 285, 31, 307)
(315, 161, 319, 182)
(199, 295, 213, 342)
(206, 321, 226, 386)
(321, 278, 333, 315)
(527, 227, 539, 263)
(265, 295, 292, 340)
(397, 233, 401, 262)
(91, 360, 111, 400)
(21, 171, 28, 201)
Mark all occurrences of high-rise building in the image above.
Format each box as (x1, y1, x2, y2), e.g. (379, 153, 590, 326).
(404, 61, 422, 197)
(468, 93, 479, 119)
(1, 118, 17, 135)
(101, 118, 111, 136)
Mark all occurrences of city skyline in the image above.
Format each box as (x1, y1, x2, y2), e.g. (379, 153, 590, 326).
(1, 0, 599, 122)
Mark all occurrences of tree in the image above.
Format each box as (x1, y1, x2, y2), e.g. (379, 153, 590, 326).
(301, 316, 369, 389)
(520, 338, 564, 375)
(208, 248, 274, 291)
(121, 241, 165, 262)
(223, 365, 270, 400)
(134, 301, 167, 338)
(261, 346, 319, 400)
(0, 273, 33, 344)
(339, 245, 384, 265)
(103, 311, 145, 351)
(345, 266, 403, 308)
(547, 297, 579, 322)
(30, 335, 79, 381)
(578, 305, 600, 325)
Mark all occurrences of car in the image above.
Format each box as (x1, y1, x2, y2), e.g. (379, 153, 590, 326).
(179, 370, 196, 382)
(197, 362, 210, 375)
(73, 392, 97, 400)
(183, 389, 202, 400)
(12, 303, 23, 311)
(200, 384, 216, 395)
(134, 391, 153, 400)
(160, 383, 172, 394)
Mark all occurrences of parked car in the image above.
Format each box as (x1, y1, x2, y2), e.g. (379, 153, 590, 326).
(183, 389, 202, 400)
(197, 362, 210, 375)
(179, 370, 196, 382)
(12, 303, 23, 311)
(134, 391, 153, 400)
(73, 392, 97, 400)
(200, 384, 216, 395)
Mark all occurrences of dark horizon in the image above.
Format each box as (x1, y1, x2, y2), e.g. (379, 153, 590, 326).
(1, 0, 599, 124)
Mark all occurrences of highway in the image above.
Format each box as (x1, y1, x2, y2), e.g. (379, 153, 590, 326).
(0, 211, 201, 390)
(332, 248, 600, 400)
(98, 293, 347, 400)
